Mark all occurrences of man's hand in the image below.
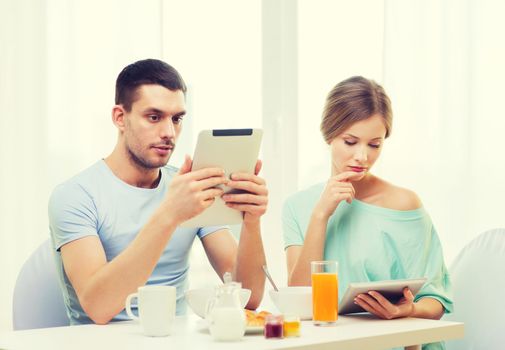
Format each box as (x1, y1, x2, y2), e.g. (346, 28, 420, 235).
(162, 155, 228, 225)
(221, 160, 268, 225)
(354, 287, 415, 320)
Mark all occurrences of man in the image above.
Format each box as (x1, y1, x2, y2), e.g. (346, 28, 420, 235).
(49, 59, 267, 325)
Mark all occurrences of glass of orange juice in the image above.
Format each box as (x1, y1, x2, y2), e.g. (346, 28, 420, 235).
(311, 260, 338, 326)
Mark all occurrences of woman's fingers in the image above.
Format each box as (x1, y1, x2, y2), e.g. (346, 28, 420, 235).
(334, 171, 364, 182)
(354, 294, 388, 319)
(358, 294, 391, 317)
(367, 291, 398, 316)
(403, 288, 414, 302)
(361, 289, 415, 319)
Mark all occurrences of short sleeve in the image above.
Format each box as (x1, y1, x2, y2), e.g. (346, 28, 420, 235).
(415, 226, 454, 314)
(197, 225, 229, 239)
(48, 183, 99, 251)
(282, 198, 304, 249)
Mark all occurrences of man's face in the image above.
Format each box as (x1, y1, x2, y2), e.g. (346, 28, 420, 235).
(121, 84, 186, 169)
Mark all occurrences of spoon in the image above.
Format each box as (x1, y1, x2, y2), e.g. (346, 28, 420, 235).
(262, 265, 279, 292)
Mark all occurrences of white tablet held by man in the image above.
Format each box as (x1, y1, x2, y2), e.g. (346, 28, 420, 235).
(338, 277, 427, 315)
(181, 128, 263, 228)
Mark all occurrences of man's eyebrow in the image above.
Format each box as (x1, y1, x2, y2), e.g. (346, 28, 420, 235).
(142, 108, 186, 118)
(142, 107, 165, 115)
(344, 133, 383, 141)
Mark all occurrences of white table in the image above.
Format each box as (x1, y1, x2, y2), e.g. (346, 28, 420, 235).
(0, 314, 463, 350)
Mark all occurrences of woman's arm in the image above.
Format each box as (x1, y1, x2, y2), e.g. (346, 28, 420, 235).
(287, 171, 361, 285)
(411, 297, 445, 320)
(287, 212, 329, 285)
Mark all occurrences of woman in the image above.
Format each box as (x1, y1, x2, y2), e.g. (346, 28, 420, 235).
(282, 76, 452, 350)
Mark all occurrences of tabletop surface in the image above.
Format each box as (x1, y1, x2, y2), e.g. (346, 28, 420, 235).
(0, 314, 464, 350)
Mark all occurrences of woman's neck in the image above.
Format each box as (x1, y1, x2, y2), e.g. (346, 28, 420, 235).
(353, 173, 374, 199)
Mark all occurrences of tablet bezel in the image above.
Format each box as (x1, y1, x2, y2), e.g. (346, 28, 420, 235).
(338, 277, 427, 315)
(180, 128, 263, 228)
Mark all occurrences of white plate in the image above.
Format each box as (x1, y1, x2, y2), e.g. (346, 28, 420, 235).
(196, 318, 263, 335)
(245, 325, 264, 334)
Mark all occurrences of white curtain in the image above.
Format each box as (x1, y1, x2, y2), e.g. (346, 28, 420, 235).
(0, 0, 263, 330)
(1, 0, 52, 332)
(380, 0, 505, 262)
(0, 0, 163, 330)
(296, 0, 505, 264)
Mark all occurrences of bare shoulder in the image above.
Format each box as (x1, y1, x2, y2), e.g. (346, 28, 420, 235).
(387, 184, 422, 211)
(376, 179, 423, 211)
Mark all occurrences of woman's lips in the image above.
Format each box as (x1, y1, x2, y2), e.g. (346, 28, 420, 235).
(349, 166, 366, 173)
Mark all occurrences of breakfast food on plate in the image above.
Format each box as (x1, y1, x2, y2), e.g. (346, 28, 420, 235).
(245, 310, 272, 327)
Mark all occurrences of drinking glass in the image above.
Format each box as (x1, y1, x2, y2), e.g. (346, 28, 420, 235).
(311, 260, 338, 325)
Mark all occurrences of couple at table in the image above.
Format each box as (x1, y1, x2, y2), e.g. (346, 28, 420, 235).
(49, 59, 452, 349)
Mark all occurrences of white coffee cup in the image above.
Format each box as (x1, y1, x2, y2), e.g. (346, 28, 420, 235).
(125, 285, 176, 337)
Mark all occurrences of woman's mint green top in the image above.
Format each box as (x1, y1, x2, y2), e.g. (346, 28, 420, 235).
(282, 182, 453, 350)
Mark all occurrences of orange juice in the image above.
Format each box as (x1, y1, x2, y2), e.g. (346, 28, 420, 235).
(311, 272, 338, 323)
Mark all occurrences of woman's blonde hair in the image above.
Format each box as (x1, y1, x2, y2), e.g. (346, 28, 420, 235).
(320, 76, 392, 144)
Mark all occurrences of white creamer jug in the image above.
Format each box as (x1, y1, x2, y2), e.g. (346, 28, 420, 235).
(206, 275, 246, 341)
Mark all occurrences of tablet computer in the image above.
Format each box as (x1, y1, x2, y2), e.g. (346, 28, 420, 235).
(338, 277, 427, 315)
(181, 128, 263, 228)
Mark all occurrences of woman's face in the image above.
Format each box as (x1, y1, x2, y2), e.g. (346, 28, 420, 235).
(330, 114, 387, 180)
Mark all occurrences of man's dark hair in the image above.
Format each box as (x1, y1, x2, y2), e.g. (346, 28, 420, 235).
(115, 59, 187, 111)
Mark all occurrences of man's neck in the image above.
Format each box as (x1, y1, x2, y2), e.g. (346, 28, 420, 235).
(104, 146, 161, 189)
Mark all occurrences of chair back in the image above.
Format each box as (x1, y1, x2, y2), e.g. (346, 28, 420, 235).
(12, 239, 69, 330)
(445, 228, 505, 350)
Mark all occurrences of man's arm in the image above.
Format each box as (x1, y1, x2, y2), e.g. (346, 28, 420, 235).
(201, 223, 266, 309)
(234, 220, 266, 308)
(60, 210, 178, 324)
(212, 159, 268, 309)
(60, 157, 227, 324)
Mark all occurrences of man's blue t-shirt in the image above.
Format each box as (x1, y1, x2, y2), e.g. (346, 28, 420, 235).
(49, 160, 225, 325)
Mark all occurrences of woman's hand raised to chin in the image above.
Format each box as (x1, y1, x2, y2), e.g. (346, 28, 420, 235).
(314, 171, 364, 220)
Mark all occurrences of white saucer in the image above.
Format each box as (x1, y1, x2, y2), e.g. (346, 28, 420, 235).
(245, 325, 264, 334)
(196, 318, 264, 335)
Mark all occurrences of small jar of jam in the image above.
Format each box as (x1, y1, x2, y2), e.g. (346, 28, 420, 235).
(264, 314, 283, 339)
(283, 315, 301, 337)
